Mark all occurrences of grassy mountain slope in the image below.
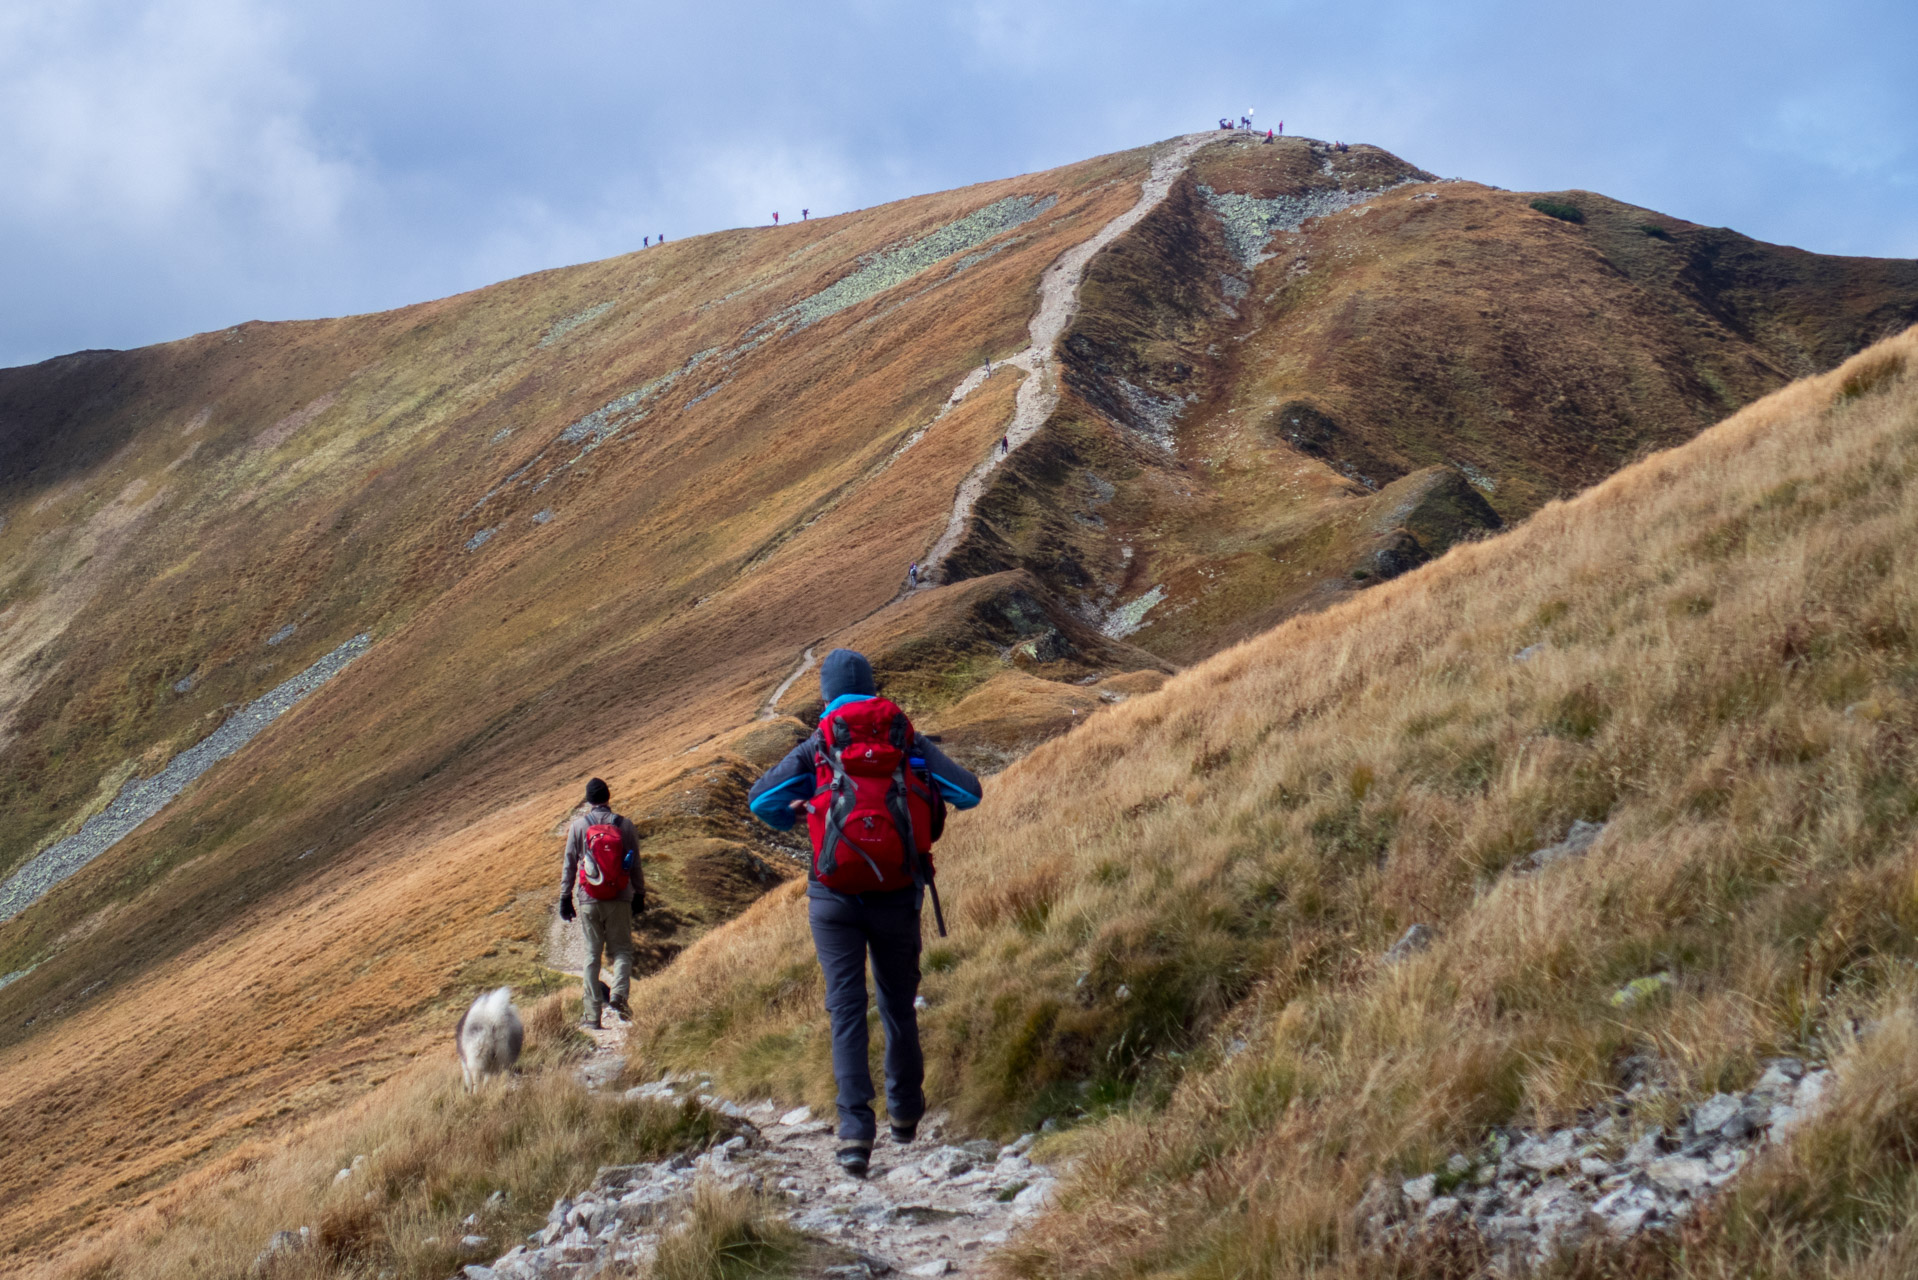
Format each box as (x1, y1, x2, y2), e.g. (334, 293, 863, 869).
(627, 331, 1918, 1277)
(950, 135, 1918, 662)
(2, 128, 1915, 1272)
(0, 144, 1158, 1264)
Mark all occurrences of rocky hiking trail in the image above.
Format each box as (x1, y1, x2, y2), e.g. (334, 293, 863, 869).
(918, 131, 1216, 580)
(759, 132, 1219, 706)
(458, 1020, 1056, 1279)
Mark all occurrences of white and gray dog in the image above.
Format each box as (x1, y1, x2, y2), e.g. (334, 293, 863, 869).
(454, 986, 524, 1088)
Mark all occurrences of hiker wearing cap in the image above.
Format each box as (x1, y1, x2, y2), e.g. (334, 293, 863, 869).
(558, 777, 644, 1029)
(746, 649, 982, 1179)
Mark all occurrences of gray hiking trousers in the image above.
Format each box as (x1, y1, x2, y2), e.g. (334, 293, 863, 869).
(580, 898, 633, 1017)
(809, 884, 925, 1145)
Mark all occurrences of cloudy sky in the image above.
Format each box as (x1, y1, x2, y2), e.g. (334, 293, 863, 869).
(2, 0, 1912, 368)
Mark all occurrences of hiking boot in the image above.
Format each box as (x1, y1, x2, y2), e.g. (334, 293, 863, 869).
(580, 1012, 602, 1031)
(890, 1122, 918, 1145)
(836, 1146, 871, 1180)
(609, 995, 633, 1020)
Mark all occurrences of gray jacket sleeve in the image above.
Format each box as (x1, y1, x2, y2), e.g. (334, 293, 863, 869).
(560, 815, 584, 898)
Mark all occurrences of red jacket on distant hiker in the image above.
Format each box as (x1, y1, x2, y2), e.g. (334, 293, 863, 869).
(557, 777, 644, 1030)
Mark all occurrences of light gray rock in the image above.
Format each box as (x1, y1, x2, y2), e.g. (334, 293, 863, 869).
(1756, 1058, 1805, 1091)
(1515, 1130, 1579, 1173)
(1521, 820, 1606, 871)
(779, 1106, 813, 1126)
(1622, 1129, 1665, 1165)
(1646, 1156, 1714, 1195)
(919, 1146, 977, 1180)
(1423, 1196, 1462, 1224)
(1012, 1178, 1058, 1216)
(1795, 1069, 1833, 1113)
(1689, 1093, 1742, 1135)
(248, 1229, 307, 1278)
(906, 1261, 952, 1277)
(1383, 924, 1434, 964)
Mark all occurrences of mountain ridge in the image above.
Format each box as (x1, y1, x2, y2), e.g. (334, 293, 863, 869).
(1, 131, 1916, 1272)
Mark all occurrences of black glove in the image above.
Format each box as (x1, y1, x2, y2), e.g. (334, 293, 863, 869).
(633, 892, 647, 918)
(558, 893, 576, 922)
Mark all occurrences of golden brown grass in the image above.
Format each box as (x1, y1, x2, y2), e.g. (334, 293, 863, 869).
(625, 327, 1918, 1276)
(638, 1180, 803, 1280)
(0, 141, 1155, 1268)
(40, 993, 726, 1280)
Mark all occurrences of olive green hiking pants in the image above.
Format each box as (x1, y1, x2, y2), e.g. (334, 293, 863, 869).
(579, 898, 633, 1018)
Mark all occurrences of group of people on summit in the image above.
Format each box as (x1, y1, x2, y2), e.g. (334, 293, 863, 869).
(558, 648, 981, 1179)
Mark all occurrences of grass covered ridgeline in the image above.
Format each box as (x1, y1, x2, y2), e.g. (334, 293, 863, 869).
(625, 331, 1918, 1276)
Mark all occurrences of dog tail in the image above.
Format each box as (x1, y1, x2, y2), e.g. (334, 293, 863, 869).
(474, 986, 514, 1026)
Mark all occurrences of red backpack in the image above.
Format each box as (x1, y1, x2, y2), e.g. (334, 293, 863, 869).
(576, 809, 630, 901)
(807, 697, 938, 894)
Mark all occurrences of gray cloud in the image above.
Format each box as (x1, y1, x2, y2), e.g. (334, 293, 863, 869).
(1, 0, 1912, 368)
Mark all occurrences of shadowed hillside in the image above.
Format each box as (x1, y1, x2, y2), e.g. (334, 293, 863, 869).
(1, 130, 1915, 1272)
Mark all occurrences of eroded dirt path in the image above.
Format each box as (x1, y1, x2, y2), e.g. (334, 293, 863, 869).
(756, 133, 1218, 710)
(919, 131, 1217, 577)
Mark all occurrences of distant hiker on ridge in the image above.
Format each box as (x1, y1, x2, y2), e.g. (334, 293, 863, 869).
(644, 236, 650, 247)
(773, 211, 780, 226)
(558, 777, 645, 1030)
(907, 562, 919, 588)
(747, 649, 982, 1180)
(803, 208, 809, 220)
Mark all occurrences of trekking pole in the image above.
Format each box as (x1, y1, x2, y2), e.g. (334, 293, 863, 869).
(927, 877, 948, 938)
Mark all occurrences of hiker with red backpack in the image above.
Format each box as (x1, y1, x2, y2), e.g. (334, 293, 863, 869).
(747, 649, 981, 1179)
(558, 777, 645, 1029)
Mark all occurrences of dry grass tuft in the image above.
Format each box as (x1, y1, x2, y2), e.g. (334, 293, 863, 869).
(637, 1179, 802, 1280)
(624, 328, 1918, 1275)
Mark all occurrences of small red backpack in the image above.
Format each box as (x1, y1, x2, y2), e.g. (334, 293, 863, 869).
(577, 809, 630, 901)
(807, 697, 937, 894)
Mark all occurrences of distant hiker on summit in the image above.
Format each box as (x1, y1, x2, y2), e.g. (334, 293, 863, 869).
(747, 649, 982, 1180)
(558, 777, 644, 1029)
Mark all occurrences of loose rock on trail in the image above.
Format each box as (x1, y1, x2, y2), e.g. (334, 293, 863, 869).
(466, 1022, 1053, 1278)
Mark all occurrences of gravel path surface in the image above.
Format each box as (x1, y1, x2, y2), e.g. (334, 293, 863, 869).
(921, 133, 1217, 577)
(0, 633, 372, 923)
(464, 1024, 1054, 1279)
(759, 646, 818, 721)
